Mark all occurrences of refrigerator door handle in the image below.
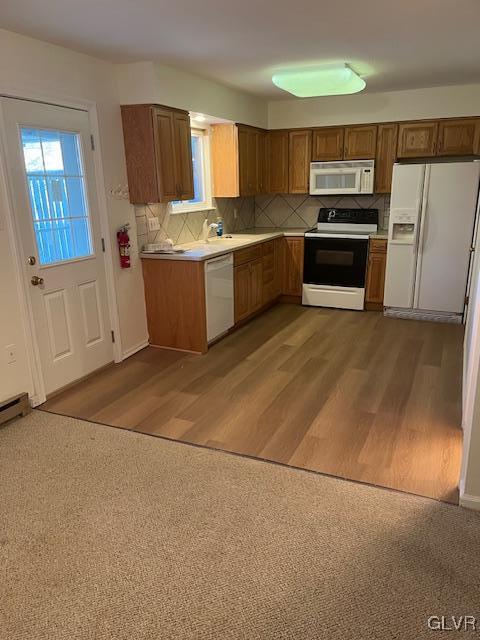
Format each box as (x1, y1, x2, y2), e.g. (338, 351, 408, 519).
(413, 165, 431, 308)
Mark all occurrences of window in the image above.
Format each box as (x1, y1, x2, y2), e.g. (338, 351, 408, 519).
(171, 128, 213, 213)
(21, 127, 93, 265)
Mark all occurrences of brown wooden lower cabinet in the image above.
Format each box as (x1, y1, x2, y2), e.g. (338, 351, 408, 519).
(365, 238, 388, 310)
(234, 262, 251, 323)
(234, 257, 264, 324)
(142, 236, 306, 354)
(282, 237, 304, 296)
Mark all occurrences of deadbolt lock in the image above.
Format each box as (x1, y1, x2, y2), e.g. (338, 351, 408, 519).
(31, 275, 44, 286)
(27, 256, 36, 266)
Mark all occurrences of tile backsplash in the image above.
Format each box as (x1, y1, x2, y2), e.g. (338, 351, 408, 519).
(135, 197, 255, 249)
(255, 194, 391, 231)
(134, 193, 390, 249)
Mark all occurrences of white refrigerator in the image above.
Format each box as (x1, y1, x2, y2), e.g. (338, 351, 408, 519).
(384, 161, 480, 322)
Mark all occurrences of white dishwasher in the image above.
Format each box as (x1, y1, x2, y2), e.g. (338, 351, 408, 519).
(205, 253, 234, 343)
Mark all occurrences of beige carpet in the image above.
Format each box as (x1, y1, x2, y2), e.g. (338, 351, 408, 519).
(1, 411, 479, 640)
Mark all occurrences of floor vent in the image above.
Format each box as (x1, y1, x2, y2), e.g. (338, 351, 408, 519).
(0, 392, 30, 426)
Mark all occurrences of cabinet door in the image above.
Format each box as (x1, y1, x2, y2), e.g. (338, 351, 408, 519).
(397, 121, 438, 158)
(247, 130, 258, 195)
(234, 263, 251, 323)
(437, 119, 480, 156)
(238, 127, 250, 196)
(262, 243, 275, 305)
(365, 252, 387, 304)
(312, 127, 344, 161)
(152, 107, 178, 201)
(282, 237, 304, 296)
(173, 111, 194, 200)
(267, 131, 289, 193)
(288, 129, 312, 194)
(344, 125, 377, 159)
(250, 258, 264, 313)
(273, 237, 283, 298)
(375, 124, 398, 193)
(257, 131, 267, 194)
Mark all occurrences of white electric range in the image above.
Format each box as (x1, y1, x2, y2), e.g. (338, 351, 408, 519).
(302, 208, 378, 310)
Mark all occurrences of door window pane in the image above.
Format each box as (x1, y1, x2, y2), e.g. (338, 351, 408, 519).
(21, 128, 93, 265)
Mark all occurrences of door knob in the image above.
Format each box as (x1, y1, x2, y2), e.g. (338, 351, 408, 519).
(27, 256, 36, 266)
(31, 275, 44, 286)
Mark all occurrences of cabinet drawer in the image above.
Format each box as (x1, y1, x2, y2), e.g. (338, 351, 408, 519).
(262, 240, 275, 256)
(370, 238, 387, 253)
(234, 244, 263, 266)
(262, 251, 274, 271)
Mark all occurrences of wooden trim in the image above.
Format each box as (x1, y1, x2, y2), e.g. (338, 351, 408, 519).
(265, 115, 480, 134)
(123, 102, 190, 115)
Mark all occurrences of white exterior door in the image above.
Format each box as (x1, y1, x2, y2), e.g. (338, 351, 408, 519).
(1, 98, 113, 396)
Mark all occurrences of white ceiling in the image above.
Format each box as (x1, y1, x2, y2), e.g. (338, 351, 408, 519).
(2, 0, 480, 99)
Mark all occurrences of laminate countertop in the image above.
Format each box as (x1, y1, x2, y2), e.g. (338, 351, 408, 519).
(140, 229, 304, 262)
(140, 228, 388, 262)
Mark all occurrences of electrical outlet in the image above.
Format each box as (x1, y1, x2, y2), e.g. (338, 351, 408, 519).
(233, 208, 238, 220)
(5, 344, 16, 364)
(147, 217, 161, 232)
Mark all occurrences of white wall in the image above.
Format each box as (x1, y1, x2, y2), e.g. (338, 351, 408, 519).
(117, 61, 268, 128)
(460, 197, 480, 510)
(0, 29, 148, 403)
(268, 83, 480, 129)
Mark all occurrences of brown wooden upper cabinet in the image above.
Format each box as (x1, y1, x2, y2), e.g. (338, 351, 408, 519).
(257, 131, 267, 194)
(437, 118, 480, 156)
(397, 121, 438, 158)
(267, 130, 289, 194)
(344, 125, 377, 159)
(211, 123, 266, 197)
(121, 104, 194, 204)
(312, 127, 344, 161)
(288, 129, 312, 194)
(238, 125, 260, 196)
(375, 123, 398, 194)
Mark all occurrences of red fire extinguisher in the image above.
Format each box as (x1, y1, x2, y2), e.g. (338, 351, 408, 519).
(117, 224, 131, 269)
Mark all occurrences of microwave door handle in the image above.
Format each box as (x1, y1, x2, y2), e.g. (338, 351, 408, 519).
(355, 168, 363, 193)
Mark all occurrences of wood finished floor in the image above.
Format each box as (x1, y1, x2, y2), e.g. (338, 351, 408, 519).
(41, 304, 464, 503)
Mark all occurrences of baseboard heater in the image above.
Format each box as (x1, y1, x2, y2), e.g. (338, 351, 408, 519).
(0, 392, 30, 426)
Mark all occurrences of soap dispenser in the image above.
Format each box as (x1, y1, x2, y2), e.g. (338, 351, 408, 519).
(216, 216, 223, 237)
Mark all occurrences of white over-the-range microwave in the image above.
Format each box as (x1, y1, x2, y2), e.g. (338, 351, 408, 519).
(309, 159, 375, 195)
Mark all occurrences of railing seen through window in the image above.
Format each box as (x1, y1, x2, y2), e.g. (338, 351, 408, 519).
(21, 127, 93, 265)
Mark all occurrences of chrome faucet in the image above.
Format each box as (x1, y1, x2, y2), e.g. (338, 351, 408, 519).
(202, 219, 219, 242)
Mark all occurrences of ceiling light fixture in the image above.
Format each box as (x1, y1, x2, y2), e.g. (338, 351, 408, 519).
(272, 64, 366, 98)
(192, 113, 206, 122)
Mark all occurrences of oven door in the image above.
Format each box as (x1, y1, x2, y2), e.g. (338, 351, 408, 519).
(309, 168, 362, 195)
(303, 235, 369, 288)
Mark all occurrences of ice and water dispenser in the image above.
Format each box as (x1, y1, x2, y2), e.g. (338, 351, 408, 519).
(389, 208, 418, 244)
